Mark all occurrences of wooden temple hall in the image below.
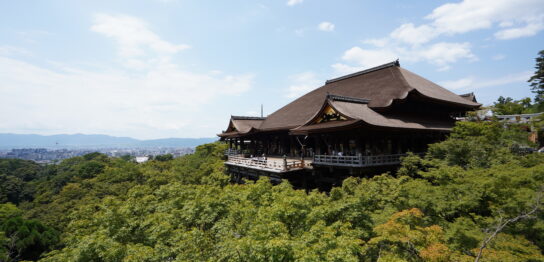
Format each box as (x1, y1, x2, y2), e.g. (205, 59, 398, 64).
(218, 61, 480, 188)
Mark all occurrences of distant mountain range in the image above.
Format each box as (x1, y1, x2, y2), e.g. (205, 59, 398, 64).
(0, 133, 217, 149)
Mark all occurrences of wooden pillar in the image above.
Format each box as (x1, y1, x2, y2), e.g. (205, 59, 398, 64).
(314, 136, 320, 155)
(264, 135, 269, 155)
(289, 136, 295, 157)
(281, 135, 285, 155)
(332, 136, 337, 155)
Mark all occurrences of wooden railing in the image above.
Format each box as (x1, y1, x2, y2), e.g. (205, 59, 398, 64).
(225, 155, 305, 172)
(313, 153, 420, 167)
(224, 149, 242, 156)
(365, 154, 406, 166)
(313, 155, 363, 166)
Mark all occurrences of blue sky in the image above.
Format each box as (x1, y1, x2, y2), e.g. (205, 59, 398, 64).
(0, 0, 543, 139)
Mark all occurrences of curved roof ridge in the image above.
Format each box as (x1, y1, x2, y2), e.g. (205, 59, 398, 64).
(231, 115, 266, 120)
(397, 67, 481, 108)
(327, 94, 370, 104)
(325, 60, 400, 84)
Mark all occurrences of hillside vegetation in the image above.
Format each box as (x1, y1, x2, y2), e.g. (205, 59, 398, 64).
(0, 121, 543, 261)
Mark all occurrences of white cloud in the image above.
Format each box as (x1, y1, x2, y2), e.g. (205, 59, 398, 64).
(332, 0, 544, 73)
(361, 38, 389, 47)
(0, 14, 252, 139)
(286, 72, 321, 99)
(494, 16, 544, 39)
(91, 14, 190, 58)
(318, 22, 335, 32)
(331, 63, 365, 76)
(390, 23, 437, 45)
(332, 42, 474, 75)
(286, 0, 303, 6)
(439, 77, 474, 90)
(426, 0, 544, 39)
(339, 46, 397, 70)
(440, 71, 532, 91)
(0, 56, 252, 139)
(414, 42, 476, 71)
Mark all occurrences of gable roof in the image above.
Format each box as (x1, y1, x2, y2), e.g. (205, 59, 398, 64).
(258, 61, 480, 131)
(218, 116, 265, 137)
(290, 95, 454, 134)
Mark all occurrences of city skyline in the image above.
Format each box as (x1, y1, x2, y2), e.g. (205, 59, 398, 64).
(1, 0, 543, 139)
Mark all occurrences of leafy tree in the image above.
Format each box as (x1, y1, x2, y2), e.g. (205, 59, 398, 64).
(119, 154, 133, 162)
(0, 204, 22, 222)
(0, 159, 45, 204)
(0, 127, 541, 261)
(0, 204, 58, 261)
(0, 175, 24, 204)
(530, 50, 544, 106)
(426, 121, 527, 168)
(492, 96, 534, 115)
(1, 217, 59, 261)
(366, 208, 465, 261)
(154, 154, 174, 162)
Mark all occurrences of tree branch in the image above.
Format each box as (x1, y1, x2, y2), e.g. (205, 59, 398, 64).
(474, 186, 543, 262)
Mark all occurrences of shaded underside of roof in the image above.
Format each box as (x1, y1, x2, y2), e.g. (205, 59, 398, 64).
(290, 99, 454, 134)
(290, 119, 361, 133)
(217, 131, 240, 138)
(258, 62, 479, 131)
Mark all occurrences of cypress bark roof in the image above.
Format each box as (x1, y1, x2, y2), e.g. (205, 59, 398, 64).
(459, 92, 478, 103)
(218, 116, 265, 137)
(219, 61, 479, 138)
(258, 61, 479, 131)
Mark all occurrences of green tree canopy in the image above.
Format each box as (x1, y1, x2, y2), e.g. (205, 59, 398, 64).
(491, 96, 534, 115)
(0, 122, 542, 261)
(530, 50, 544, 106)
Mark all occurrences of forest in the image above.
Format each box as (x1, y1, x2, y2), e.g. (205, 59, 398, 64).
(0, 119, 543, 262)
(0, 50, 542, 262)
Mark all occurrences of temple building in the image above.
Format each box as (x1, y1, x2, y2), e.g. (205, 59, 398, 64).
(218, 61, 480, 188)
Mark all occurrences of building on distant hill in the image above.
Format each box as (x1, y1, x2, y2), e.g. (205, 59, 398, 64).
(494, 112, 543, 124)
(218, 61, 481, 188)
(135, 156, 150, 163)
(493, 112, 544, 144)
